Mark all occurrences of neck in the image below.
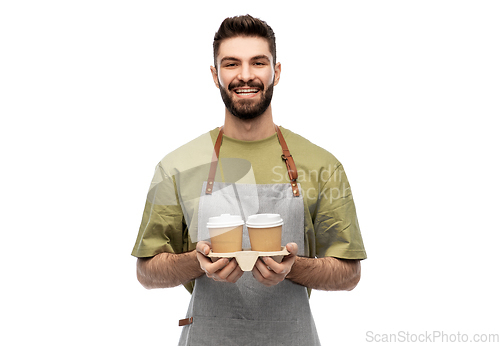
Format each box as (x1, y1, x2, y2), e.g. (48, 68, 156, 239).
(223, 105, 276, 141)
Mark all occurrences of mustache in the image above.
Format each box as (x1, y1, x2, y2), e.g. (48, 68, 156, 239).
(228, 80, 264, 90)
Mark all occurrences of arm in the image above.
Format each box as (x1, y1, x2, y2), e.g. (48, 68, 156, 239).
(252, 242, 361, 291)
(286, 255, 361, 291)
(136, 250, 203, 289)
(136, 241, 244, 289)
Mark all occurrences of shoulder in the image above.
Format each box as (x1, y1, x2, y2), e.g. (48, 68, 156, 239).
(280, 127, 342, 171)
(157, 128, 219, 176)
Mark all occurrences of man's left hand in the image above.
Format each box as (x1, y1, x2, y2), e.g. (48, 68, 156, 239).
(251, 242, 298, 287)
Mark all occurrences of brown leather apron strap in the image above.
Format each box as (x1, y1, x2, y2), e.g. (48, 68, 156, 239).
(205, 127, 224, 194)
(205, 125, 300, 197)
(275, 125, 300, 197)
(178, 317, 193, 326)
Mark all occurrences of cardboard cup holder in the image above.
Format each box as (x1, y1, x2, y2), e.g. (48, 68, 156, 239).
(207, 246, 290, 271)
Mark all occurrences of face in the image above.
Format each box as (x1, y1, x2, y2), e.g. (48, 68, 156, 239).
(211, 36, 281, 120)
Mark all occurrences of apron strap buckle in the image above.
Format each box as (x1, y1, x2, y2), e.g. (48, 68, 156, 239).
(277, 125, 300, 197)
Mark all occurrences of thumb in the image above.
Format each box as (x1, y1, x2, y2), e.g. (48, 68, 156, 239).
(285, 242, 298, 256)
(196, 241, 211, 255)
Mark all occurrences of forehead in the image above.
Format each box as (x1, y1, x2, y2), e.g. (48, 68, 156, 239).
(217, 36, 273, 64)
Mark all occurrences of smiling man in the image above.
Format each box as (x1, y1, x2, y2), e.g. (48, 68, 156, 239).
(132, 15, 367, 346)
(212, 36, 278, 122)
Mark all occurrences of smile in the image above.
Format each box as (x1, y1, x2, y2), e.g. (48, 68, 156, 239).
(233, 88, 260, 96)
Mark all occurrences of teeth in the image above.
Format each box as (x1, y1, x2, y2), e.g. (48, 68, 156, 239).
(235, 88, 259, 94)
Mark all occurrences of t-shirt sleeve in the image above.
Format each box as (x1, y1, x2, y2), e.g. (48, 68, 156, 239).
(314, 164, 367, 260)
(131, 162, 188, 258)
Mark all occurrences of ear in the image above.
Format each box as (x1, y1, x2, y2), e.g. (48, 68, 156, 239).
(273, 62, 281, 86)
(210, 66, 220, 89)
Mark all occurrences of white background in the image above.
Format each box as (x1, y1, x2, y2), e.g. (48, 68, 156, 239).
(1, 1, 499, 345)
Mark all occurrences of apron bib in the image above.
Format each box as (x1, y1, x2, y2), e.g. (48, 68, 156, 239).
(178, 127, 321, 346)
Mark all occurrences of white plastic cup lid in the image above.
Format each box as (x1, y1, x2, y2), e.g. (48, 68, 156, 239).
(207, 214, 244, 228)
(246, 214, 283, 228)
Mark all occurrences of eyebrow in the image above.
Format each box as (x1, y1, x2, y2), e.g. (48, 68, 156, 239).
(220, 55, 271, 64)
(251, 55, 271, 62)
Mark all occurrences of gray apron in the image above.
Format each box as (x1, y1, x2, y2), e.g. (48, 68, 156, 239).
(178, 127, 321, 346)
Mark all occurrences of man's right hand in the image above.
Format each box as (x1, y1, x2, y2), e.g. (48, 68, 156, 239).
(196, 241, 244, 283)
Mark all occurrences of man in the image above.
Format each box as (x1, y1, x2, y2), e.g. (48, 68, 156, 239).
(132, 15, 366, 345)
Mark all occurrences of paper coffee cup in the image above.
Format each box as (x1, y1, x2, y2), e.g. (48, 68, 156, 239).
(246, 214, 283, 252)
(207, 214, 244, 253)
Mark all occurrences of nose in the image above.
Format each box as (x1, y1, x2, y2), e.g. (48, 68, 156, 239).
(237, 63, 254, 83)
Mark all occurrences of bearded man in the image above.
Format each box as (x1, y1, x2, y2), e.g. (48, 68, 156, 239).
(132, 14, 367, 346)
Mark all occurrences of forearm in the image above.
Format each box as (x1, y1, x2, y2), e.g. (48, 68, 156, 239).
(136, 250, 204, 289)
(286, 256, 361, 291)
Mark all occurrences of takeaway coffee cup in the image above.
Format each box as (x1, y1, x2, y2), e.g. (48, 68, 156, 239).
(207, 214, 244, 253)
(246, 214, 283, 252)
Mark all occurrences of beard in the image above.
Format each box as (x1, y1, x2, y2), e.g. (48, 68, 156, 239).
(219, 79, 274, 120)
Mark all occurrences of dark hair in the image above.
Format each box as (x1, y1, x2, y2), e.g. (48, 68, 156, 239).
(213, 14, 276, 68)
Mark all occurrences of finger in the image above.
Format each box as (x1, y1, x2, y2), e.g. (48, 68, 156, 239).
(225, 261, 244, 283)
(211, 259, 240, 282)
(196, 241, 212, 256)
(203, 257, 230, 275)
(196, 252, 229, 275)
(252, 263, 276, 287)
(254, 257, 276, 279)
(262, 256, 287, 274)
(196, 251, 213, 270)
(216, 258, 238, 280)
(281, 253, 296, 265)
(228, 268, 244, 283)
(196, 252, 208, 263)
(252, 265, 265, 282)
(285, 242, 298, 256)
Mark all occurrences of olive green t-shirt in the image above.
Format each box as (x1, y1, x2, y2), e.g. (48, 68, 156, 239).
(131, 127, 367, 291)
